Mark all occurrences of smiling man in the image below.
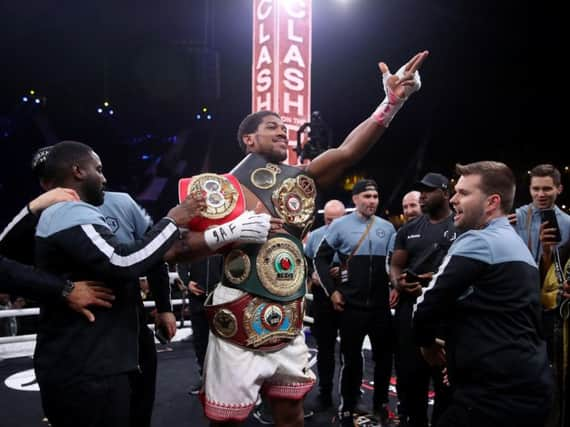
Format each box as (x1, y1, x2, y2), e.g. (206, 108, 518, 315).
(413, 161, 553, 427)
(192, 51, 428, 427)
(513, 164, 570, 261)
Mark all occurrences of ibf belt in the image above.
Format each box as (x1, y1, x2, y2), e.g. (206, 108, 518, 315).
(205, 292, 304, 351)
(222, 234, 307, 302)
(177, 173, 245, 231)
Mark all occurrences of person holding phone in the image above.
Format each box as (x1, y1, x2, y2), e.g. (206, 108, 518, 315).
(511, 164, 570, 262)
(389, 172, 457, 427)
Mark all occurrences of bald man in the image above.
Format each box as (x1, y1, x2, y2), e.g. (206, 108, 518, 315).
(304, 199, 346, 412)
(402, 191, 422, 222)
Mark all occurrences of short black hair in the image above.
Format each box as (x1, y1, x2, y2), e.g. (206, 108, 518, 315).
(43, 141, 95, 185)
(236, 110, 280, 153)
(31, 145, 54, 180)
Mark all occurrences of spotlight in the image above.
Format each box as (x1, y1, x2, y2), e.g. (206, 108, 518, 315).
(96, 101, 116, 117)
(22, 96, 29, 102)
(196, 114, 201, 120)
(206, 114, 212, 120)
(202, 107, 208, 112)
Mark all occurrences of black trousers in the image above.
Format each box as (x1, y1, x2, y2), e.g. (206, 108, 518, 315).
(311, 287, 340, 396)
(40, 373, 131, 427)
(338, 306, 392, 411)
(129, 325, 157, 427)
(189, 294, 209, 377)
(395, 299, 451, 427)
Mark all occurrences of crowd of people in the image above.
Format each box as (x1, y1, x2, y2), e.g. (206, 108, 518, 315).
(0, 47, 567, 427)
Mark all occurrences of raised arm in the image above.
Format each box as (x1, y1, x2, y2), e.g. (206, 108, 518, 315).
(307, 50, 428, 188)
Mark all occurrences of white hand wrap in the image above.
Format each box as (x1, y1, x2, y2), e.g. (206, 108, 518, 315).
(372, 64, 422, 128)
(204, 211, 271, 251)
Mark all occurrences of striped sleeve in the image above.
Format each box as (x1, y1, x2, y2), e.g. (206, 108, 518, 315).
(44, 218, 179, 282)
(412, 251, 487, 347)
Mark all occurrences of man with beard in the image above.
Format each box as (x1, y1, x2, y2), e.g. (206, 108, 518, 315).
(413, 161, 552, 427)
(389, 173, 455, 427)
(1, 144, 178, 427)
(315, 180, 396, 425)
(168, 51, 428, 426)
(33, 141, 271, 427)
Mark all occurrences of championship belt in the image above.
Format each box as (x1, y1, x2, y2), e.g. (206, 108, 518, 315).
(222, 234, 307, 302)
(272, 175, 316, 234)
(231, 153, 317, 239)
(205, 292, 304, 351)
(178, 173, 245, 231)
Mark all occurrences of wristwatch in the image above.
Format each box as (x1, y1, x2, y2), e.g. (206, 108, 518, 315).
(62, 280, 76, 299)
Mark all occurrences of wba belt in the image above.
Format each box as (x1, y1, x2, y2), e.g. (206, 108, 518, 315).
(205, 292, 304, 351)
(222, 234, 307, 302)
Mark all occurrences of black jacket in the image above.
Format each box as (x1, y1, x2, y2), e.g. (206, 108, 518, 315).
(34, 201, 179, 386)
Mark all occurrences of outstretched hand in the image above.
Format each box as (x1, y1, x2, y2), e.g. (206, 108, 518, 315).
(168, 193, 207, 226)
(379, 50, 429, 100)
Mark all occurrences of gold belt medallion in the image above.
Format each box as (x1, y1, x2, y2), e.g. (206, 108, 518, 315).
(256, 237, 305, 297)
(272, 175, 316, 227)
(187, 173, 239, 219)
(212, 308, 238, 338)
(250, 163, 281, 189)
(243, 298, 301, 348)
(223, 249, 251, 285)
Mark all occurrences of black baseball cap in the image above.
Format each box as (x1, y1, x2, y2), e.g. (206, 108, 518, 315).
(352, 179, 378, 195)
(416, 173, 449, 191)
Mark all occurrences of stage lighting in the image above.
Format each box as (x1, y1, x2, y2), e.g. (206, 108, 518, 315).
(21, 90, 46, 107)
(196, 114, 202, 120)
(96, 101, 116, 117)
(206, 114, 212, 120)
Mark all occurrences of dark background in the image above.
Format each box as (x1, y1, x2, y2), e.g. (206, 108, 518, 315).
(0, 0, 566, 225)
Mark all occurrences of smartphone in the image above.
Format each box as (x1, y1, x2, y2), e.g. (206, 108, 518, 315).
(540, 209, 562, 242)
(405, 269, 432, 287)
(155, 328, 170, 345)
